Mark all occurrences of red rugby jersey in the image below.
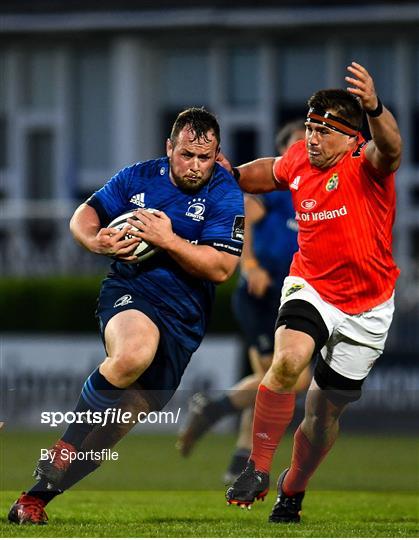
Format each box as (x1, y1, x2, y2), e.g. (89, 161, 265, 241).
(273, 139, 399, 314)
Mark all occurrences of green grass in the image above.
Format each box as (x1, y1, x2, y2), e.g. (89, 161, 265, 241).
(0, 432, 418, 537)
(1, 489, 418, 537)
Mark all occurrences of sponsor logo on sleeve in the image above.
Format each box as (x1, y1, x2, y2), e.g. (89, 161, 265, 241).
(212, 242, 242, 254)
(232, 215, 245, 241)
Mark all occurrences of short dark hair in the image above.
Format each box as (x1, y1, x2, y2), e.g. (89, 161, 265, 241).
(170, 107, 220, 146)
(307, 89, 363, 131)
(275, 119, 306, 153)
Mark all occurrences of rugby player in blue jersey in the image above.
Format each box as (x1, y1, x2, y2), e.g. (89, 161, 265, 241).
(8, 107, 244, 525)
(177, 120, 311, 482)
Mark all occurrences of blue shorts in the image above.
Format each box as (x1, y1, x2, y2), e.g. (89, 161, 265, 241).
(96, 278, 192, 410)
(231, 277, 282, 355)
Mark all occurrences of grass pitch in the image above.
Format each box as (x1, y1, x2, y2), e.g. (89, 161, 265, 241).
(0, 431, 418, 537)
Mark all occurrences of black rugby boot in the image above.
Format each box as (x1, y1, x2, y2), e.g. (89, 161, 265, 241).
(269, 468, 305, 523)
(225, 459, 269, 508)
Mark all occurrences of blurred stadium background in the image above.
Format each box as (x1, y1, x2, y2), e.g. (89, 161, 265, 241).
(1, 0, 418, 449)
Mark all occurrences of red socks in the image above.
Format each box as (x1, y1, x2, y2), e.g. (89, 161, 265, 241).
(283, 426, 332, 495)
(250, 386, 334, 490)
(250, 385, 296, 473)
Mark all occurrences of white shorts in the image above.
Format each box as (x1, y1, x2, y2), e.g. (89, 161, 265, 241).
(280, 276, 395, 380)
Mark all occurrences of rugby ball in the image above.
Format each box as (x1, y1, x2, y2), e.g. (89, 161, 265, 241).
(108, 209, 159, 263)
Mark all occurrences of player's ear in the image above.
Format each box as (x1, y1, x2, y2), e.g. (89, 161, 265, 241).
(166, 138, 173, 158)
(346, 135, 357, 151)
(346, 135, 356, 151)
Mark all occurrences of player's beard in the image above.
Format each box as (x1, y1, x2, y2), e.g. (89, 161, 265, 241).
(171, 172, 211, 193)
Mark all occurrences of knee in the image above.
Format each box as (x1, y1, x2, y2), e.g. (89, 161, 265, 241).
(105, 349, 153, 386)
(270, 348, 308, 389)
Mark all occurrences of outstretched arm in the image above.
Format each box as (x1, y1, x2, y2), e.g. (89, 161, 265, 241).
(345, 61, 402, 173)
(217, 153, 278, 194)
(236, 158, 279, 193)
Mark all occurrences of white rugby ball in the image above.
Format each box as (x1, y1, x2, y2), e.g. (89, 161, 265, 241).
(108, 209, 159, 263)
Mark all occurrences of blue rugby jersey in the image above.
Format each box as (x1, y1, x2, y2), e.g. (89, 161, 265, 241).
(87, 157, 244, 352)
(252, 191, 298, 286)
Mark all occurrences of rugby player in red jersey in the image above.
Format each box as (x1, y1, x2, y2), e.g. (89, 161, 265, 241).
(224, 61, 402, 522)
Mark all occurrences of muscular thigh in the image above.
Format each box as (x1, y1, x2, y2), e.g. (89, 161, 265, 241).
(97, 279, 193, 410)
(273, 325, 316, 367)
(105, 309, 160, 364)
(97, 279, 161, 367)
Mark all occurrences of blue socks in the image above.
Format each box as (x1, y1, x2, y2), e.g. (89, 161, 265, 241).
(61, 367, 124, 448)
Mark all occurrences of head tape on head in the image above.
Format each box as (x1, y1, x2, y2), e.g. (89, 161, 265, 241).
(307, 108, 359, 137)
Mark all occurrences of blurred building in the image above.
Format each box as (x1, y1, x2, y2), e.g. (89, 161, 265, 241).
(1, 2, 418, 314)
